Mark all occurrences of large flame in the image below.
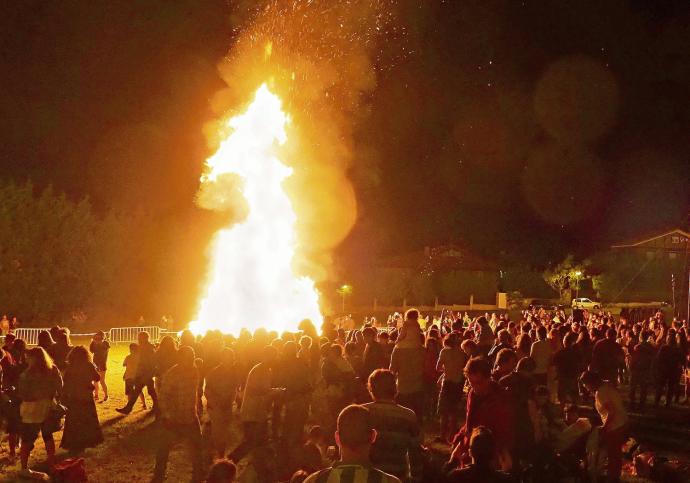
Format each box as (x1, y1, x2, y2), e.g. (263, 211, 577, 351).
(189, 84, 322, 335)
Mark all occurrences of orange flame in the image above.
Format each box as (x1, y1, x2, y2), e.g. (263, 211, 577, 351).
(189, 84, 322, 335)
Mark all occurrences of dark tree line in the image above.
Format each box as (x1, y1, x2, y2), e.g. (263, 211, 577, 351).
(0, 182, 212, 328)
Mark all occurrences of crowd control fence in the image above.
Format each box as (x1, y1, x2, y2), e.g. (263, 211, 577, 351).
(9, 326, 170, 345)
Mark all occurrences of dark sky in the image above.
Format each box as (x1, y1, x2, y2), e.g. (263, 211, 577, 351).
(2, 0, 689, 271)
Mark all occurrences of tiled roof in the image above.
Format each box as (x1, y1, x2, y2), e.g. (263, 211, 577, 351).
(611, 228, 690, 248)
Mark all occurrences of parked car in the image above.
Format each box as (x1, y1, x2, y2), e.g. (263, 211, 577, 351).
(571, 298, 601, 310)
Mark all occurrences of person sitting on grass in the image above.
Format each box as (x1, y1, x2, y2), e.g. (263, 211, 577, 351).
(295, 425, 327, 474)
(447, 426, 512, 483)
(205, 459, 237, 483)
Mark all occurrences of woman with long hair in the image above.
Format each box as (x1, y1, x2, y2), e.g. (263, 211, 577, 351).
(154, 335, 178, 393)
(11, 338, 28, 369)
(61, 346, 103, 453)
(1, 342, 25, 463)
(36, 331, 56, 362)
(17, 347, 62, 479)
(516, 333, 532, 360)
(423, 334, 442, 420)
(51, 329, 73, 372)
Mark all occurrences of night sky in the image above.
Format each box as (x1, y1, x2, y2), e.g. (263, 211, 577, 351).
(2, 0, 689, 272)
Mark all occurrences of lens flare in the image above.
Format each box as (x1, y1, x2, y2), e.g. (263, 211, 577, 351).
(189, 84, 322, 335)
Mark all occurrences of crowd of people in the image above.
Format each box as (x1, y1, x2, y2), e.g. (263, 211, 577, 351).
(1, 326, 104, 480)
(0, 306, 688, 482)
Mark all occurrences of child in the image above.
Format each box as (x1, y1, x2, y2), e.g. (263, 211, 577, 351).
(206, 459, 237, 483)
(123, 343, 147, 409)
(237, 445, 277, 483)
(89, 331, 110, 401)
(296, 425, 327, 474)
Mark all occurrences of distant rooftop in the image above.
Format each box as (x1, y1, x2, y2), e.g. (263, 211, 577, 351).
(611, 228, 690, 249)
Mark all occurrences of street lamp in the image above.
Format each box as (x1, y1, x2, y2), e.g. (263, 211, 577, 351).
(337, 284, 353, 312)
(574, 270, 583, 299)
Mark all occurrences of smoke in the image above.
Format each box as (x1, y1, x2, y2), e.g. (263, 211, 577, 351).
(201, 0, 404, 286)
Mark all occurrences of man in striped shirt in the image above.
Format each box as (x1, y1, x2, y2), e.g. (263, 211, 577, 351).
(304, 404, 401, 483)
(363, 369, 424, 482)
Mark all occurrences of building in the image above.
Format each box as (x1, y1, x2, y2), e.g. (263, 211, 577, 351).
(604, 228, 689, 312)
(373, 243, 500, 306)
(611, 228, 690, 260)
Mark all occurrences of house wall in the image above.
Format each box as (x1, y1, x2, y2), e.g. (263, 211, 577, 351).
(364, 267, 498, 306)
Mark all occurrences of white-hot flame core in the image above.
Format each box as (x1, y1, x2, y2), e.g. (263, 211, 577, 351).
(189, 84, 322, 335)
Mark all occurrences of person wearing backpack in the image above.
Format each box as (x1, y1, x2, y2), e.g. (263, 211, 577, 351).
(303, 404, 401, 483)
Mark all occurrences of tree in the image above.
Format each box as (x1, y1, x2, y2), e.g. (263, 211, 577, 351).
(0, 182, 103, 324)
(591, 251, 678, 304)
(542, 255, 591, 302)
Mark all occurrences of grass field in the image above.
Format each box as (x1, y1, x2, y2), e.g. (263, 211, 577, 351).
(0, 344, 217, 482)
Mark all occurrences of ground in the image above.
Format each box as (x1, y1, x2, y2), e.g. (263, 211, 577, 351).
(0, 343, 686, 482)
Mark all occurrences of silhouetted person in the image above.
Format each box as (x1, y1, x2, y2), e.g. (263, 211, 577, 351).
(303, 404, 401, 483)
(580, 370, 628, 483)
(117, 331, 157, 415)
(61, 346, 103, 453)
(629, 331, 654, 410)
(654, 334, 683, 407)
(152, 345, 202, 482)
(227, 345, 284, 463)
(455, 357, 514, 472)
(447, 426, 512, 483)
(363, 369, 423, 481)
(591, 329, 624, 386)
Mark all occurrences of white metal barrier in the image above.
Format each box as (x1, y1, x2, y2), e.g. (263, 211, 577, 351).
(14, 328, 48, 346)
(8, 326, 164, 345)
(108, 326, 161, 344)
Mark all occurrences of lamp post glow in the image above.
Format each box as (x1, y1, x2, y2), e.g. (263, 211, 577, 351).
(337, 284, 353, 313)
(574, 270, 583, 299)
